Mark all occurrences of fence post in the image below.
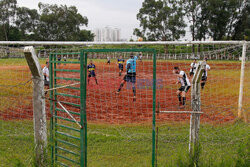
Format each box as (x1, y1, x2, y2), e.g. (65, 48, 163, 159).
(189, 61, 205, 161)
(238, 42, 247, 122)
(24, 46, 47, 166)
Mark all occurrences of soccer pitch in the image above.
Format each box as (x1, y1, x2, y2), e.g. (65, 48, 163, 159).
(0, 58, 249, 166)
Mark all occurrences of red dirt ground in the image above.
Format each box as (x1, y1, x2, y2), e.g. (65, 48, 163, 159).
(1, 61, 240, 124)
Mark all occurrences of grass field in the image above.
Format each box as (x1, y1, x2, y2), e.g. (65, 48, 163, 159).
(0, 120, 249, 167)
(0, 58, 249, 166)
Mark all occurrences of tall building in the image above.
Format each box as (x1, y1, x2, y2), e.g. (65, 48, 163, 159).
(94, 27, 121, 42)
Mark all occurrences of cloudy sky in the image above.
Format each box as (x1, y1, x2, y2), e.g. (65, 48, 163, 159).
(17, 0, 145, 40)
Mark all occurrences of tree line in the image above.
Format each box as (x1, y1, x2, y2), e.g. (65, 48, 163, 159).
(0, 0, 94, 41)
(134, 0, 250, 41)
(0, 0, 249, 42)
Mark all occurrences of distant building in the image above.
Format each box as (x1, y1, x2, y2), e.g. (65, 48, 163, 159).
(94, 27, 121, 42)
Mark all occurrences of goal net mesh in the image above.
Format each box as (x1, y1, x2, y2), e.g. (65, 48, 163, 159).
(0, 42, 249, 166)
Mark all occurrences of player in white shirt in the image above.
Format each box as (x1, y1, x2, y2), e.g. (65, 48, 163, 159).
(139, 52, 143, 62)
(42, 62, 49, 94)
(201, 58, 211, 89)
(189, 59, 197, 76)
(173, 66, 191, 108)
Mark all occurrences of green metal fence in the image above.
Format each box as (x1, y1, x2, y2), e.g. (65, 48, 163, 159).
(50, 48, 156, 166)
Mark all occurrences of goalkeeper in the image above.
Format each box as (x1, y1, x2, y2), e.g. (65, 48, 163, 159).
(116, 53, 138, 101)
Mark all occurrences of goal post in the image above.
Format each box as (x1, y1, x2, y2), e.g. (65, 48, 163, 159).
(0, 41, 249, 166)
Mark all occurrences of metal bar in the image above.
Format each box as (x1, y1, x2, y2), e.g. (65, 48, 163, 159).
(60, 101, 81, 108)
(50, 61, 80, 64)
(54, 115, 79, 124)
(83, 48, 156, 53)
(56, 93, 80, 99)
(50, 52, 80, 55)
(57, 102, 82, 129)
(160, 111, 203, 114)
(55, 85, 80, 90)
(55, 146, 80, 156)
(45, 82, 80, 92)
(56, 131, 80, 141)
(56, 154, 80, 165)
(54, 55, 58, 162)
(55, 77, 80, 81)
(49, 54, 54, 166)
(238, 42, 247, 121)
(152, 49, 156, 167)
(0, 41, 248, 45)
(55, 69, 81, 73)
(56, 108, 80, 116)
(55, 123, 80, 132)
(80, 50, 88, 167)
(56, 138, 80, 149)
(56, 161, 69, 167)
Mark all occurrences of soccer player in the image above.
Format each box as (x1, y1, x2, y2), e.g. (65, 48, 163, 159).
(173, 66, 191, 108)
(117, 56, 125, 76)
(57, 55, 62, 65)
(42, 62, 49, 95)
(107, 56, 111, 65)
(116, 53, 138, 101)
(63, 55, 67, 66)
(139, 52, 143, 62)
(87, 60, 98, 85)
(189, 59, 197, 76)
(201, 58, 211, 89)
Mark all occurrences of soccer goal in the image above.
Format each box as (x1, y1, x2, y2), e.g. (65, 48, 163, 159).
(0, 41, 249, 166)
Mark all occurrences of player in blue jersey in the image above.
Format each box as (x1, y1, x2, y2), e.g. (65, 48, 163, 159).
(117, 56, 125, 76)
(87, 60, 98, 85)
(116, 53, 138, 101)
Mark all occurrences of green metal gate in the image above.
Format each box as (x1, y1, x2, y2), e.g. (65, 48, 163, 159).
(49, 52, 87, 167)
(50, 48, 156, 166)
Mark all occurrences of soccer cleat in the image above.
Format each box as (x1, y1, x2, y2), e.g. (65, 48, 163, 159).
(179, 105, 185, 109)
(179, 101, 182, 106)
(116, 91, 120, 94)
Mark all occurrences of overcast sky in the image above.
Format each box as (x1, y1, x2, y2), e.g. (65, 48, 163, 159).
(17, 0, 145, 40)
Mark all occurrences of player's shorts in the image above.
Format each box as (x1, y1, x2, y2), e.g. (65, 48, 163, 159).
(123, 73, 136, 83)
(201, 76, 207, 81)
(190, 72, 194, 76)
(107, 60, 110, 64)
(44, 80, 49, 86)
(179, 86, 190, 93)
(58, 58, 61, 61)
(88, 71, 96, 77)
(119, 64, 123, 70)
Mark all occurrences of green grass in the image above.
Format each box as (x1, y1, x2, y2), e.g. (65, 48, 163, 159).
(0, 120, 249, 167)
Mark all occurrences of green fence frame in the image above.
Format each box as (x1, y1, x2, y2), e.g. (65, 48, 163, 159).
(50, 48, 157, 167)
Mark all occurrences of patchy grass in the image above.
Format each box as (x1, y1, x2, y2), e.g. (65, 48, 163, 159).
(0, 120, 249, 166)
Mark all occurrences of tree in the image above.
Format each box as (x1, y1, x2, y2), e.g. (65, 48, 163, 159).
(37, 3, 88, 41)
(134, 0, 186, 41)
(15, 7, 40, 40)
(232, 0, 250, 40)
(0, 0, 17, 40)
(78, 30, 94, 41)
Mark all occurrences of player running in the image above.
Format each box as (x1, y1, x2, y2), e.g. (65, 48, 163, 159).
(116, 53, 138, 101)
(189, 59, 197, 76)
(201, 58, 211, 89)
(42, 62, 49, 95)
(173, 66, 191, 108)
(87, 60, 98, 85)
(117, 56, 125, 76)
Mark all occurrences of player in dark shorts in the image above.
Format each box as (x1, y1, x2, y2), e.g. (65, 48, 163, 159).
(117, 56, 125, 76)
(57, 55, 61, 65)
(87, 60, 98, 85)
(116, 53, 138, 101)
(201, 58, 210, 89)
(189, 59, 197, 76)
(173, 66, 191, 108)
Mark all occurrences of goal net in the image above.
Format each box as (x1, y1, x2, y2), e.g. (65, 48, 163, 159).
(0, 41, 249, 166)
